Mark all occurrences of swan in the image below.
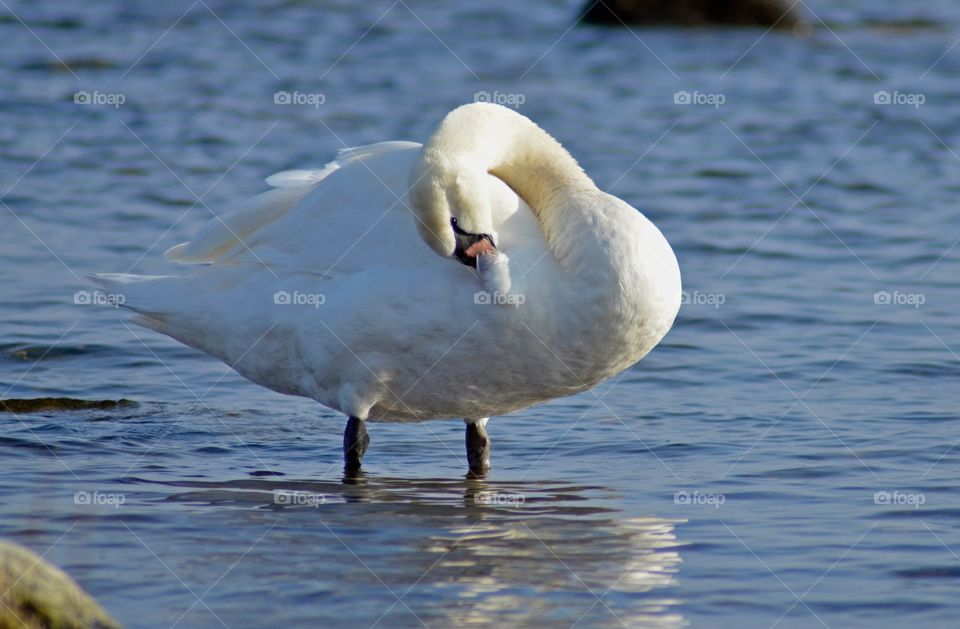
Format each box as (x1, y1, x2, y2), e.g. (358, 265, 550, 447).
(94, 103, 681, 477)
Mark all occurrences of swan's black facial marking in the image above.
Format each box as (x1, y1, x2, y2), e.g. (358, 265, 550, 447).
(451, 217, 495, 268)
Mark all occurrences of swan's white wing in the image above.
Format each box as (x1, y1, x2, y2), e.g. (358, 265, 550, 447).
(165, 141, 422, 265)
(263, 141, 422, 188)
(164, 186, 314, 264)
(264, 168, 336, 188)
(192, 141, 543, 283)
(213, 142, 434, 275)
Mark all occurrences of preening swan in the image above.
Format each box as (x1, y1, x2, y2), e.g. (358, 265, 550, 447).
(95, 103, 681, 476)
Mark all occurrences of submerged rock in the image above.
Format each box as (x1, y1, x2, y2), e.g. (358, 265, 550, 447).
(0, 398, 137, 413)
(579, 0, 807, 30)
(19, 57, 118, 73)
(0, 541, 121, 628)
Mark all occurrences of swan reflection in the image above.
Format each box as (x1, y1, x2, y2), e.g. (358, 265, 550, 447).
(163, 475, 685, 627)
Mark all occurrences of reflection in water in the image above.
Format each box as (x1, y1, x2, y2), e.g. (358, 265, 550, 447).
(430, 516, 683, 627)
(157, 475, 685, 627)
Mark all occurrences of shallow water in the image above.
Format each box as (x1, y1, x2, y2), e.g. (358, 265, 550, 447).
(3, 0, 960, 626)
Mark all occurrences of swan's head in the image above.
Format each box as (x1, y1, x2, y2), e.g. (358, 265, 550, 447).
(410, 158, 497, 268)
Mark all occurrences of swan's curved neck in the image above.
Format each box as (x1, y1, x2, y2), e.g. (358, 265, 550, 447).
(411, 104, 598, 264)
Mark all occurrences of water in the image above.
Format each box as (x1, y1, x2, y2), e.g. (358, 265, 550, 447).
(2, 0, 960, 626)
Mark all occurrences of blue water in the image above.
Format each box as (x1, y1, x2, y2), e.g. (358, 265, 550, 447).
(3, 0, 960, 626)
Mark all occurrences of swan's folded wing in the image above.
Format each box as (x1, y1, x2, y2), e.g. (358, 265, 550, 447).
(164, 186, 315, 264)
(165, 141, 422, 265)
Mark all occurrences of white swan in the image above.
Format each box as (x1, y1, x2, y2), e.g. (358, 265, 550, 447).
(95, 103, 681, 476)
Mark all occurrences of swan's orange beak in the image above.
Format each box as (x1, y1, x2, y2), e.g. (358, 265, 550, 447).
(464, 237, 495, 259)
(454, 232, 496, 268)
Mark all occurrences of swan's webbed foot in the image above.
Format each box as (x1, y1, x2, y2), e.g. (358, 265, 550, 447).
(465, 418, 491, 478)
(343, 416, 370, 473)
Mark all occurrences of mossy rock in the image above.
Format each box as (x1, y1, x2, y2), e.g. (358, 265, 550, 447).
(0, 399, 137, 414)
(0, 540, 120, 628)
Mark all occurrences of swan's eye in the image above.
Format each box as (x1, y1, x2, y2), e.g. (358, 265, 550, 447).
(450, 217, 469, 236)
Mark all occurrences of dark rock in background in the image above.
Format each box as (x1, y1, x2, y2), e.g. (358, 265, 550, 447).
(580, 0, 808, 30)
(0, 398, 137, 413)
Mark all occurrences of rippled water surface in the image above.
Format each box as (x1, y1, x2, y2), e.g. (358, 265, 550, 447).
(3, 0, 960, 627)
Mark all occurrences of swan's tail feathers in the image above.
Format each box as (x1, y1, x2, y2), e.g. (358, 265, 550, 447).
(89, 272, 235, 363)
(88, 273, 180, 334)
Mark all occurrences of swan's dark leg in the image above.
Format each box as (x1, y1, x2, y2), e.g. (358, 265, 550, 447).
(343, 416, 370, 472)
(465, 418, 491, 478)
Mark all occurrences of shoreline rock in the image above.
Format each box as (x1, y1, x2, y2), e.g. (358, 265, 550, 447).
(0, 540, 121, 628)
